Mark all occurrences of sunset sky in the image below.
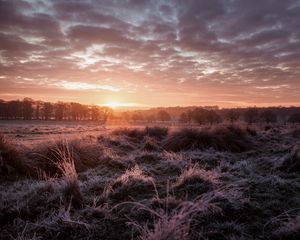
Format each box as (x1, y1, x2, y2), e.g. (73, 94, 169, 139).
(0, 0, 300, 108)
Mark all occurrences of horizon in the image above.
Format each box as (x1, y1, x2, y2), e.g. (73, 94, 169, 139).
(1, 0, 300, 107)
(1, 97, 300, 112)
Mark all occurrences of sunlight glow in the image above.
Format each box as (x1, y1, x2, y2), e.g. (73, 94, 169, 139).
(98, 102, 147, 109)
(58, 81, 121, 92)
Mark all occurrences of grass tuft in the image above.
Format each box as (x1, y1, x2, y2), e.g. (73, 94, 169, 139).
(163, 125, 252, 152)
(106, 165, 156, 202)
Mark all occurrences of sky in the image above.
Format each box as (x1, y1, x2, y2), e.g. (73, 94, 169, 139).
(0, 0, 300, 108)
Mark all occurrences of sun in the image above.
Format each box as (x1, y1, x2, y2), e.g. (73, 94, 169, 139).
(99, 102, 130, 109)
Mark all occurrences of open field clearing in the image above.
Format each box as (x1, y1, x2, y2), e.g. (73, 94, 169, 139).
(0, 123, 300, 240)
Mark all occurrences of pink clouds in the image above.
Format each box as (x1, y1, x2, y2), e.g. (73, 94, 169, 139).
(0, 0, 299, 107)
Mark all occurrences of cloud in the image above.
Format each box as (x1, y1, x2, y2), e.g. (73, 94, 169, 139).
(0, 0, 299, 106)
(56, 81, 121, 92)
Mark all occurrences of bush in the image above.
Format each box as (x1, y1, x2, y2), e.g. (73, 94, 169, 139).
(280, 144, 300, 172)
(288, 113, 300, 123)
(30, 139, 100, 176)
(105, 165, 156, 202)
(163, 125, 252, 152)
(0, 135, 27, 177)
(172, 165, 215, 199)
(112, 127, 168, 140)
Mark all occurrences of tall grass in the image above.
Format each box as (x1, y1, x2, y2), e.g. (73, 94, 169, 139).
(163, 125, 252, 152)
(51, 140, 83, 208)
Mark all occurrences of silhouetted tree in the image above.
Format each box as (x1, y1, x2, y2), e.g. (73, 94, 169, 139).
(91, 106, 100, 121)
(7, 100, 22, 119)
(100, 107, 113, 124)
(226, 109, 240, 123)
(191, 108, 220, 125)
(288, 113, 300, 123)
(187, 110, 192, 124)
(179, 112, 188, 123)
(131, 112, 144, 122)
(120, 112, 130, 122)
(244, 108, 259, 124)
(55, 102, 66, 121)
(260, 110, 277, 123)
(157, 110, 171, 122)
(22, 98, 34, 120)
(146, 114, 156, 123)
(35, 101, 42, 120)
(42, 102, 53, 120)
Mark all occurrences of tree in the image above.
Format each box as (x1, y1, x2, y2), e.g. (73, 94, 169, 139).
(157, 110, 171, 122)
(131, 112, 144, 122)
(120, 112, 130, 122)
(226, 109, 240, 123)
(42, 102, 53, 120)
(7, 100, 22, 119)
(145, 114, 156, 123)
(179, 112, 188, 123)
(100, 107, 113, 124)
(244, 108, 259, 124)
(91, 106, 100, 121)
(288, 113, 300, 123)
(22, 98, 34, 120)
(191, 108, 220, 125)
(55, 102, 66, 121)
(35, 101, 43, 120)
(187, 110, 192, 124)
(260, 110, 277, 123)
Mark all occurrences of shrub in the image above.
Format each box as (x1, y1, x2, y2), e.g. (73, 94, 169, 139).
(172, 165, 215, 199)
(31, 139, 100, 176)
(280, 144, 300, 172)
(54, 140, 83, 208)
(112, 126, 168, 141)
(163, 125, 251, 152)
(141, 137, 161, 152)
(105, 165, 156, 202)
(0, 135, 27, 177)
(288, 113, 300, 123)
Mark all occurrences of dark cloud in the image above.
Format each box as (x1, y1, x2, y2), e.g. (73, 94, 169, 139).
(0, 0, 299, 106)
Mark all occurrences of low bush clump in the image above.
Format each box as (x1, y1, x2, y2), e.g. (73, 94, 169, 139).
(0, 135, 27, 178)
(141, 137, 161, 152)
(112, 126, 168, 141)
(163, 125, 252, 152)
(30, 139, 100, 176)
(172, 165, 215, 199)
(105, 165, 156, 202)
(280, 144, 300, 172)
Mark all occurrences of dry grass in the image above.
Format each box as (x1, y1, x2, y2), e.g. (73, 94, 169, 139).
(1, 124, 300, 240)
(42, 140, 83, 208)
(0, 135, 28, 178)
(112, 126, 168, 141)
(172, 164, 218, 199)
(105, 165, 157, 202)
(280, 144, 300, 172)
(163, 125, 252, 152)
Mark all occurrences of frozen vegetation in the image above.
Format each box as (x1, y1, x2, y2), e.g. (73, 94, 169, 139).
(0, 124, 300, 239)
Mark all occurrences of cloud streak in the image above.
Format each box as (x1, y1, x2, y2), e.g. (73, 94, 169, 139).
(0, 0, 299, 106)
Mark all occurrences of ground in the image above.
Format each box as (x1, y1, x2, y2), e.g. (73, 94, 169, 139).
(0, 122, 299, 240)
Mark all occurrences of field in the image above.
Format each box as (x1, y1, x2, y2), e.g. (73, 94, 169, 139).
(0, 122, 300, 240)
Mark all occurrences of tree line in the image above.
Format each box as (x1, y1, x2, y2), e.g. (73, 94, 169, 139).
(1, 98, 300, 125)
(123, 108, 300, 124)
(0, 98, 112, 122)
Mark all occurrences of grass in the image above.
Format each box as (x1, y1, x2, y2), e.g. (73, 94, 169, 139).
(0, 124, 300, 239)
(279, 144, 300, 172)
(0, 135, 28, 178)
(113, 126, 168, 141)
(172, 164, 217, 200)
(163, 125, 252, 152)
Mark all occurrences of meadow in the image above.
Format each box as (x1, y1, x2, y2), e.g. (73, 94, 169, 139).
(0, 122, 300, 240)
